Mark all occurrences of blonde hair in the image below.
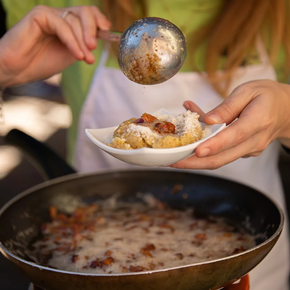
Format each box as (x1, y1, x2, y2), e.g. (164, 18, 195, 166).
(102, 0, 147, 32)
(101, 0, 290, 96)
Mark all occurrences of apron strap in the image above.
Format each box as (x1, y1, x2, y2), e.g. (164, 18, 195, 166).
(98, 46, 110, 69)
(84, 46, 110, 103)
(256, 35, 270, 65)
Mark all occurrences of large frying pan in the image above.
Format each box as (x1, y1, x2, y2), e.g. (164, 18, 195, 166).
(0, 130, 284, 290)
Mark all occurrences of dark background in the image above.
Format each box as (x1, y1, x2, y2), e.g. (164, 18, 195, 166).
(0, 0, 6, 37)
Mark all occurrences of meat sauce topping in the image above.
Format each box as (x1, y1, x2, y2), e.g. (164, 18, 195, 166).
(109, 110, 205, 150)
(134, 113, 175, 135)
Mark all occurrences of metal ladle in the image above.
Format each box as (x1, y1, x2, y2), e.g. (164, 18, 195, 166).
(98, 17, 187, 85)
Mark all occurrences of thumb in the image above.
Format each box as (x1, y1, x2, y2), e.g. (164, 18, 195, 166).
(204, 86, 252, 124)
(183, 101, 206, 122)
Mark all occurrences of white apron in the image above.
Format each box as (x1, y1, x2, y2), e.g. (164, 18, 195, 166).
(74, 40, 290, 290)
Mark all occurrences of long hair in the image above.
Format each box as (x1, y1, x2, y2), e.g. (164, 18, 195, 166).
(102, 0, 147, 33)
(101, 0, 290, 96)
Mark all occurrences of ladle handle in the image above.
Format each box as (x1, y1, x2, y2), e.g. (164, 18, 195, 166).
(97, 30, 122, 42)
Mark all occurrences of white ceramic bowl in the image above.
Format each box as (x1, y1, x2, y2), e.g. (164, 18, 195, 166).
(85, 109, 226, 167)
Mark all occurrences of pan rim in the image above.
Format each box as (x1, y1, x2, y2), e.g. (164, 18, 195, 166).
(0, 169, 284, 277)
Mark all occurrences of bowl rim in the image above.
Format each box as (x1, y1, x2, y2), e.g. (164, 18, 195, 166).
(85, 122, 226, 155)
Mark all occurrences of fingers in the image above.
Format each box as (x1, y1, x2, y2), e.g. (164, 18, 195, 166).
(69, 7, 97, 50)
(204, 82, 257, 125)
(57, 5, 110, 63)
(170, 131, 263, 170)
(90, 6, 111, 30)
(195, 95, 274, 157)
(183, 101, 206, 122)
(33, 6, 85, 61)
(68, 6, 111, 50)
(30, 5, 110, 64)
(195, 115, 258, 158)
(62, 12, 95, 63)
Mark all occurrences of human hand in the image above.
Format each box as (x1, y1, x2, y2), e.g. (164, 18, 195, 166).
(0, 5, 110, 87)
(171, 80, 290, 169)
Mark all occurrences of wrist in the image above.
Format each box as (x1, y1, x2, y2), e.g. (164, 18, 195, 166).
(0, 65, 20, 87)
(0, 39, 20, 87)
(0, 52, 11, 87)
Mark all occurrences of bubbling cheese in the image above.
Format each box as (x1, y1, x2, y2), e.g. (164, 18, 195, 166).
(32, 198, 256, 274)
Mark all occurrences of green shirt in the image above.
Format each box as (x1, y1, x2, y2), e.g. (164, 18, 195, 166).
(2, 0, 287, 162)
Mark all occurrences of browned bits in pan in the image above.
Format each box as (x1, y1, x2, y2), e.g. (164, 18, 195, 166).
(175, 253, 184, 260)
(90, 257, 115, 269)
(140, 249, 152, 257)
(189, 222, 198, 230)
(139, 214, 150, 221)
(49, 206, 57, 219)
(232, 246, 245, 254)
(128, 253, 136, 260)
(140, 244, 156, 257)
(171, 183, 183, 195)
(158, 224, 175, 233)
(103, 257, 114, 266)
(194, 233, 207, 240)
(73, 205, 98, 222)
(129, 265, 145, 272)
(160, 248, 169, 252)
(96, 216, 106, 224)
(71, 255, 79, 263)
(84, 236, 93, 241)
(56, 214, 68, 221)
(191, 240, 203, 246)
(156, 201, 166, 210)
(56, 242, 73, 253)
(156, 231, 164, 235)
(149, 263, 156, 270)
(90, 260, 102, 269)
(104, 250, 112, 256)
(122, 266, 128, 273)
(143, 244, 156, 251)
(126, 225, 139, 231)
(223, 232, 232, 238)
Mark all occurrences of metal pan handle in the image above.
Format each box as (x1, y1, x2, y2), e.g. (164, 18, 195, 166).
(5, 129, 76, 180)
